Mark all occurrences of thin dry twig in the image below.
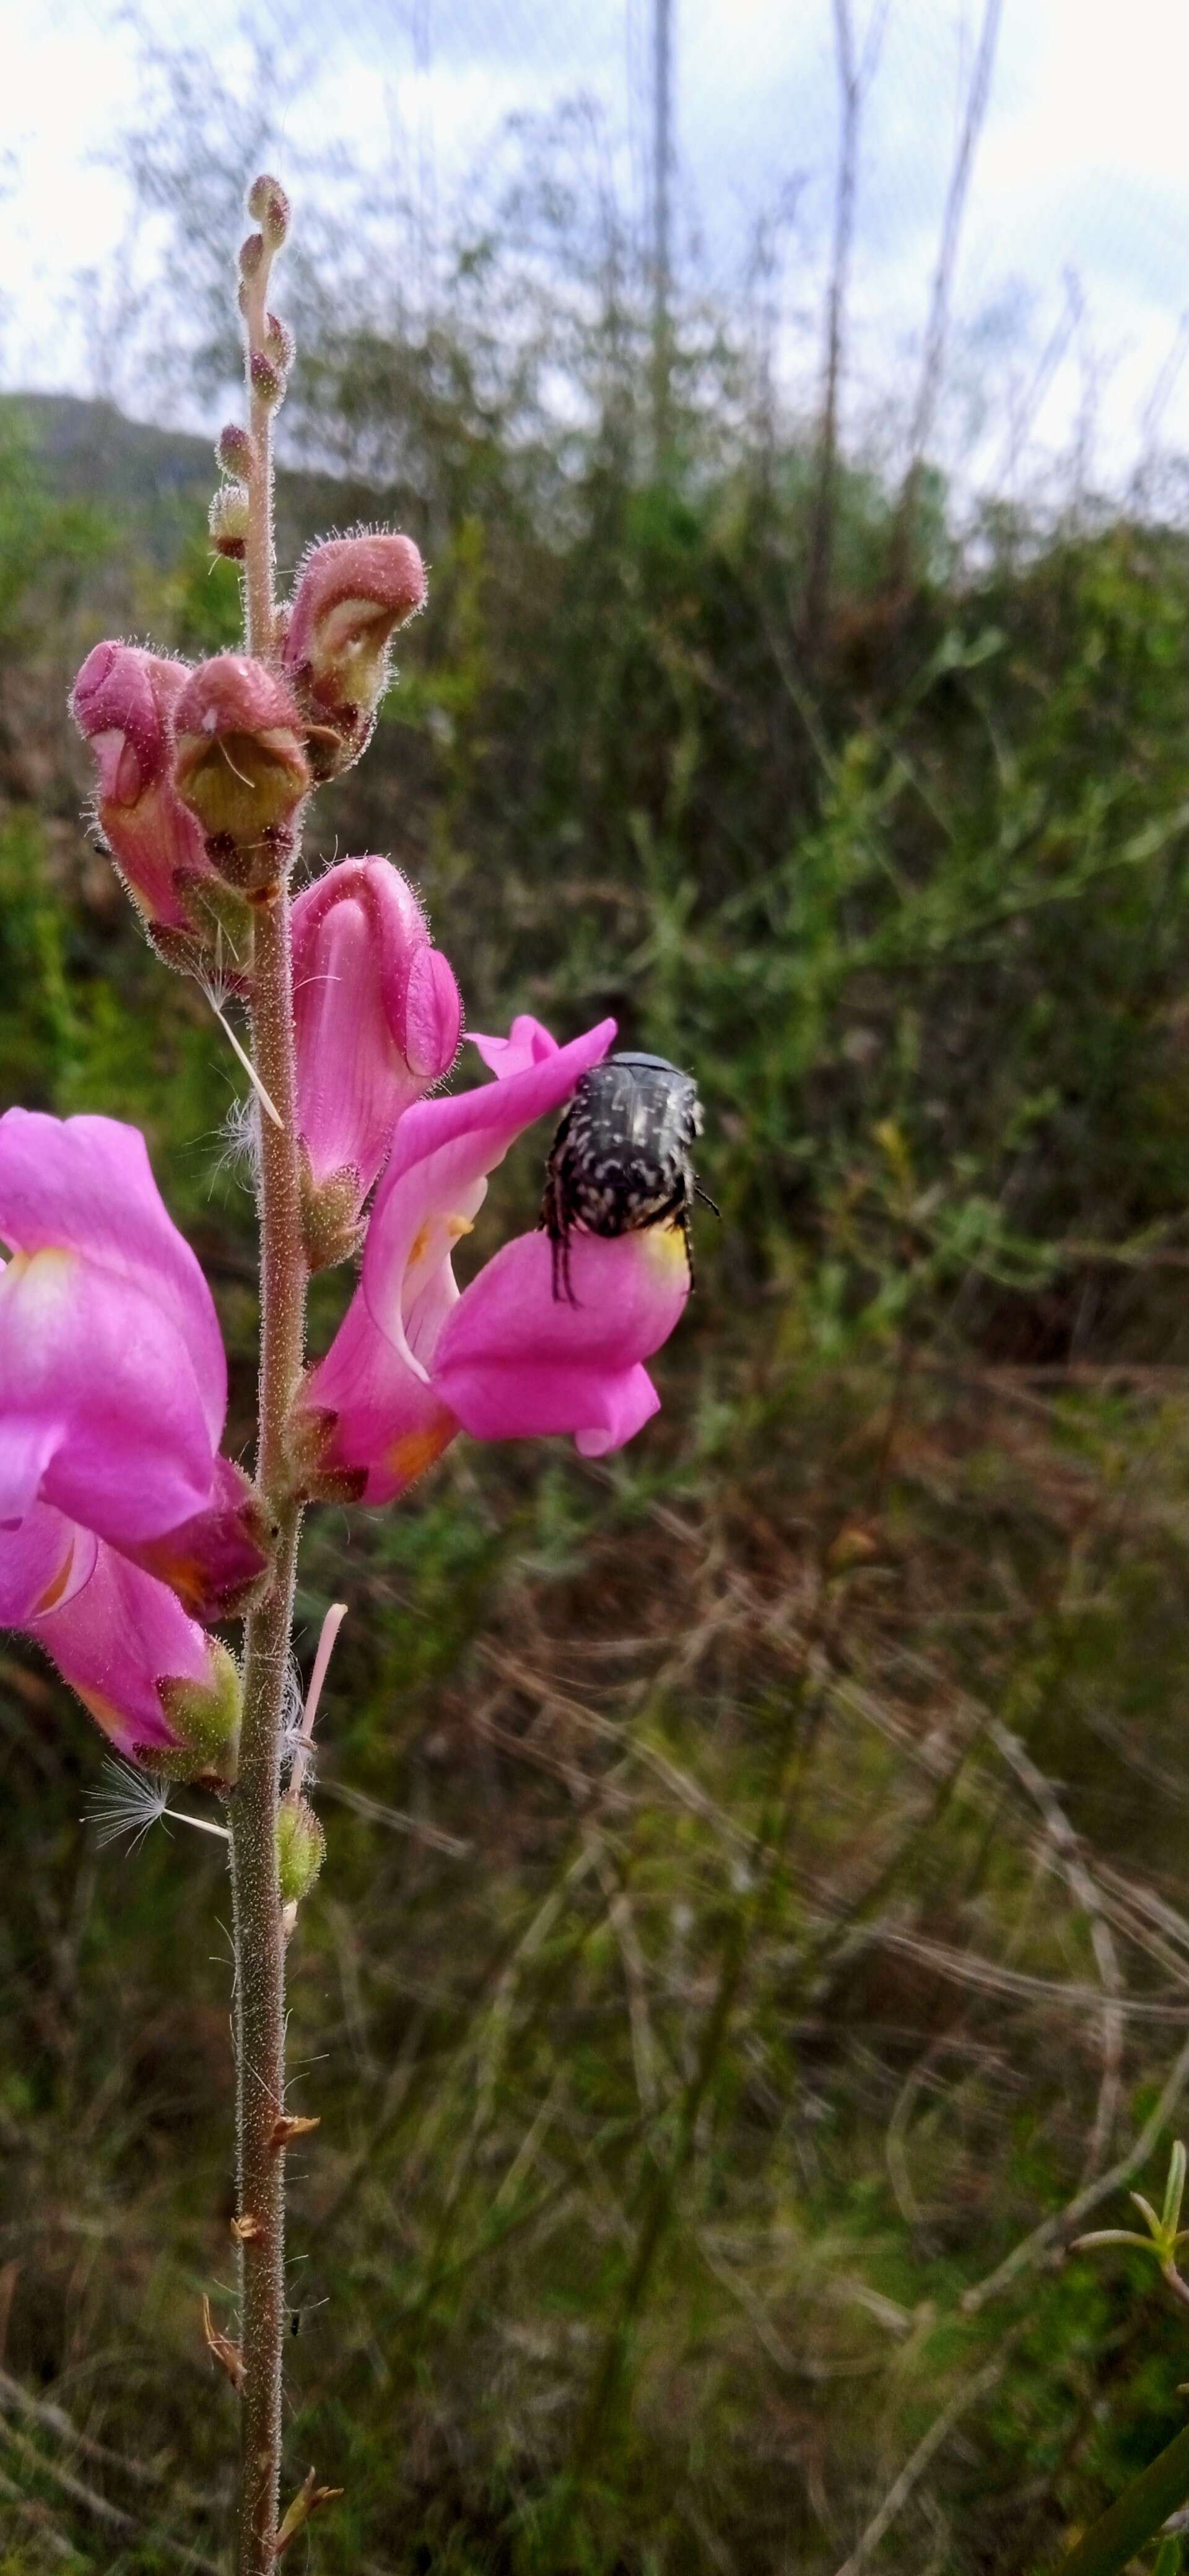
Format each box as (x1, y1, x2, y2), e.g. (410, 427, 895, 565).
(831, 2351, 1009, 2576)
(962, 2030, 1189, 2314)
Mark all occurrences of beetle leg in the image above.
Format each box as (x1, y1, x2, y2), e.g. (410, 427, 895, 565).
(694, 1180, 720, 1218)
(541, 1177, 578, 1308)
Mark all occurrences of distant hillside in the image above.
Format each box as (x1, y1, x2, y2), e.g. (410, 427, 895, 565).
(2, 392, 216, 565)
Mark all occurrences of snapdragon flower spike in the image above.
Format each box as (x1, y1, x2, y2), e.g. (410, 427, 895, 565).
(71, 642, 251, 978)
(282, 533, 427, 780)
(173, 654, 311, 894)
(290, 857, 461, 1268)
(297, 1017, 691, 1502)
(0, 1500, 241, 1783)
(0, 1113, 268, 1621)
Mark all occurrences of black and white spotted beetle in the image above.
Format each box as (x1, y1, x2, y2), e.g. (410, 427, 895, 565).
(540, 1051, 716, 1305)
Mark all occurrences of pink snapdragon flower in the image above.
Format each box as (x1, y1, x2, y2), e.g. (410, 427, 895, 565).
(299, 1017, 691, 1501)
(0, 1112, 266, 1621)
(71, 642, 222, 939)
(290, 857, 461, 1264)
(0, 1502, 240, 1780)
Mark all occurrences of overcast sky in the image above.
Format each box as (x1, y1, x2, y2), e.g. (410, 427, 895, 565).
(4, 0, 1189, 498)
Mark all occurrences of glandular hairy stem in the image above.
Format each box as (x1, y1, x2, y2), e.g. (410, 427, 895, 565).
(225, 212, 307, 2573)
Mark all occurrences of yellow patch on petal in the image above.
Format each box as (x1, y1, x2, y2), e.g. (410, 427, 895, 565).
(640, 1221, 690, 1282)
(446, 1214, 474, 1241)
(385, 1420, 454, 1487)
(1, 1246, 79, 1310)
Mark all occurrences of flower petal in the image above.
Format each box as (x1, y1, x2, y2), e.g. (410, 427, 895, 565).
(0, 1112, 227, 1445)
(0, 1245, 221, 1546)
(28, 1542, 241, 1778)
(123, 1456, 271, 1622)
(433, 1223, 689, 1451)
(468, 1016, 559, 1079)
(302, 1018, 616, 1494)
(361, 1019, 617, 1363)
(309, 1288, 458, 1503)
(0, 1504, 97, 1625)
(290, 858, 461, 1209)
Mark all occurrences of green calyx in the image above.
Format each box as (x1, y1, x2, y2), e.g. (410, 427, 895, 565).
(156, 1641, 243, 1788)
(277, 1799, 325, 1905)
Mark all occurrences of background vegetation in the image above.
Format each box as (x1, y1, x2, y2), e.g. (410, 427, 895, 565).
(7, 80, 1189, 2575)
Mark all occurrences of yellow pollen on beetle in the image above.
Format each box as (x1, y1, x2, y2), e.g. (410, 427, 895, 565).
(640, 1221, 689, 1279)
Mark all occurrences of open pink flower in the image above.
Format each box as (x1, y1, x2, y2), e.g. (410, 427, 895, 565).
(0, 1113, 266, 1618)
(290, 857, 461, 1264)
(0, 1502, 240, 1780)
(71, 642, 222, 941)
(299, 1018, 691, 1502)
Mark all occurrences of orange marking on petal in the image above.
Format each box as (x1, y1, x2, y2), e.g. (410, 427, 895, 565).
(385, 1421, 454, 1487)
(33, 1549, 79, 1616)
(138, 1547, 204, 1614)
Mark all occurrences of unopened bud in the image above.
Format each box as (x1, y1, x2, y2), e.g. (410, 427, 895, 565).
(264, 310, 295, 371)
(277, 1799, 325, 1905)
(250, 350, 283, 406)
(217, 422, 255, 478)
(282, 532, 427, 778)
(71, 639, 253, 977)
(173, 655, 311, 892)
(246, 173, 291, 246)
(209, 482, 250, 560)
(239, 231, 265, 279)
(300, 1157, 365, 1274)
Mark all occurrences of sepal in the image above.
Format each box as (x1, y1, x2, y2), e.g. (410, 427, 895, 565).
(277, 1798, 324, 1903)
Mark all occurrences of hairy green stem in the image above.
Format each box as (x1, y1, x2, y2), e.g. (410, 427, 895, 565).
(241, 246, 278, 661)
(228, 892, 306, 2575)
(225, 208, 307, 2558)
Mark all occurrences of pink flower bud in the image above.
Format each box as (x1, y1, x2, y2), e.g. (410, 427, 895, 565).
(246, 173, 291, 246)
(173, 655, 311, 890)
(290, 856, 461, 1266)
(240, 232, 265, 279)
(250, 349, 284, 406)
(265, 311, 295, 371)
(217, 422, 255, 477)
(71, 642, 243, 965)
(282, 533, 427, 778)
